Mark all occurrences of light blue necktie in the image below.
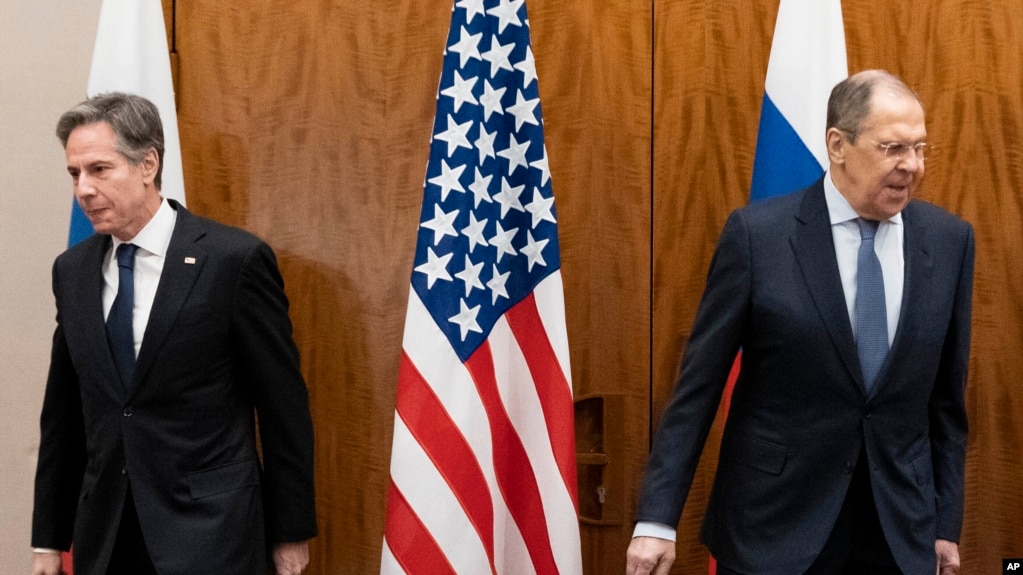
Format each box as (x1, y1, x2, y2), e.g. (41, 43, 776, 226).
(107, 243, 138, 391)
(855, 219, 888, 391)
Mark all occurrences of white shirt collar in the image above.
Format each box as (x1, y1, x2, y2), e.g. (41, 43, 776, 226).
(824, 170, 902, 227)
(111, 197, 177, 257)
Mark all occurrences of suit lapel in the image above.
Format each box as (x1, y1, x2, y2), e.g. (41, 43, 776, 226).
(873, 202, 932, 394)
(68, 235, 126, 397)
(129, 206, 207, 398)
(790, 181, 864, 391)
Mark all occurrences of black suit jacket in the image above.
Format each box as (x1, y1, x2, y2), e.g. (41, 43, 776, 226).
(637, 179, 973, 574)
(32, 201, 317, 575)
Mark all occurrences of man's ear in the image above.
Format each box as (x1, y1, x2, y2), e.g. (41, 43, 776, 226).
(826, 128, 847, 166)
(141, 148, 159, 184)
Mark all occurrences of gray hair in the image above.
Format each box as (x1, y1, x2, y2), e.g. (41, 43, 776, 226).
(56, 92, 165, 189)
(826, 70, 921, 143)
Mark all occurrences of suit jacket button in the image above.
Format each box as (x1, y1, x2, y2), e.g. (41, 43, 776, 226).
(121, 466, 128, 475)
(123, 406, 133, 417)
(843, 462, 854, 473)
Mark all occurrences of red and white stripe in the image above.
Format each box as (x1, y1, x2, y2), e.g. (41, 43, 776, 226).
(382, 273, 581, 575)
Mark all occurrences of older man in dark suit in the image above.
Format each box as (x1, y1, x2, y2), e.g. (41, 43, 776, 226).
(31, 93, 317, 575)
(627, 70, 973, 575)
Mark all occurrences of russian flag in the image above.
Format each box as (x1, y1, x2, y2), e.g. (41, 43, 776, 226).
(68, 0, 185, 247)
(749, 0, 847, 203)
(711, 2, 846, 573)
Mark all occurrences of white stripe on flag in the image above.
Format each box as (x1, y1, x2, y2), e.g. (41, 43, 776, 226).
(390, 416, 492, 574)
(763, 0, 847, 168)
(750, 0, 847, 202)
(88, 0, 185, 206)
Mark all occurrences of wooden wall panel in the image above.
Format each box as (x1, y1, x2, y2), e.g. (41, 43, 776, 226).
(653, 1, 1023, 573)
(171, 0, 652, 572)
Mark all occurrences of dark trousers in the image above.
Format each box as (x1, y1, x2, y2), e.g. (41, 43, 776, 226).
(106, 485, 157, 575)
(718, 452, 902, 575)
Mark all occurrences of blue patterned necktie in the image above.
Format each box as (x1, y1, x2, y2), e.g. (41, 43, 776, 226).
(855, 219, 888, 391)
(107, 243, 138, 390)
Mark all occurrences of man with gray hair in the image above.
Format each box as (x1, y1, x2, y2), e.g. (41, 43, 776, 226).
(628, 70, 972, 574)
(31, 93, 317, 575)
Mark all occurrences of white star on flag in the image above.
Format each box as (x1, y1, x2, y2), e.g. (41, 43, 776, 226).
(475, 125, 497, 164)
(493, 177, 525, 217)
(454, 254, 486, 297)
(486, 264, 511, 304)
(486, 0, 524, 33)
(455, 0, 486, 23)
(434, 114, 474, 156)
(413, 247, 453, 288)
(530, 146, 551, 186)
(461, 211, 490, 253)
(440, 70, 479, 112)
(489, 221, 518, 262)
(448, 25, 482, 68)
(514, 44, 538, 87)
(420, 203, 460, 245)
(480, 79, 507, 121)
(521, 229, 549, 271)
(448, 298, 483, 340)
(384, 1, 581, 573)
(507, 89, 540, 131)
(468, 167, 494, 207)
(481, 36, 515, 77)
(525, 188, 556, 228)
(427, 158, 467, 200)
(496, 132, 530, 175)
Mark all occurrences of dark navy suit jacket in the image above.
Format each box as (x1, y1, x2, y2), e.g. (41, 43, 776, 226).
(637, 178, 973, 574)
(32, 200, 317, 575)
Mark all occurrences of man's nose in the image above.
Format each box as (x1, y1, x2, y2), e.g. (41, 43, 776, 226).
(897, 153, 924, 172)
(74, 174, 96, 197)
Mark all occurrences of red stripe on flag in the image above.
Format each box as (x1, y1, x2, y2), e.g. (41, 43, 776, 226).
(384, 481, 458, 575)
(504, 292, 578, 506)
(464, 342, 560, 574)
(394, 352, 496, 570)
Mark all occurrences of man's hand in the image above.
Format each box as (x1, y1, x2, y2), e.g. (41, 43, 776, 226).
(626, 536, 675, 575)
(273, 540, 310, 575)
(935, 539, 960, 575)
(31, 551, 62, 575)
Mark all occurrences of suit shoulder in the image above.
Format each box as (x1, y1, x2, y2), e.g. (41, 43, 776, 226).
(735, 187, 806, 228)
(905, 199, 973, 235)
(53, 233, 106, 270)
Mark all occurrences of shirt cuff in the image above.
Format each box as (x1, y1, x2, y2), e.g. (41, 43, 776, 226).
(32, 548, 61, 555)
(632, 521, 677, 542)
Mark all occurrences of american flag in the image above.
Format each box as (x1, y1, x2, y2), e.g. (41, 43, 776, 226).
(381, 1, 582, 573)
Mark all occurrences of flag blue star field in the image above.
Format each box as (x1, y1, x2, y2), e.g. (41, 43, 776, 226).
(749, 0, 847, 202)
(382, 1, 581, 574)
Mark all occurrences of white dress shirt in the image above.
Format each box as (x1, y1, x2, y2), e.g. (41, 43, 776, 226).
(633, 173, 905, 542)
(102, 198, 177, 358)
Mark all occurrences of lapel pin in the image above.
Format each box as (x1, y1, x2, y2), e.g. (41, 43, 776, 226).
(184, 257, 197, 265)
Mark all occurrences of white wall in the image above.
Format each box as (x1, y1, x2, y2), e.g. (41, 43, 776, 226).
(0, 0, 102, 571)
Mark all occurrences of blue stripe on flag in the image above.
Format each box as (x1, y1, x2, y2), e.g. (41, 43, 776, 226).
(68, 202, 95, 247)
(749, 94, 824, 203)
